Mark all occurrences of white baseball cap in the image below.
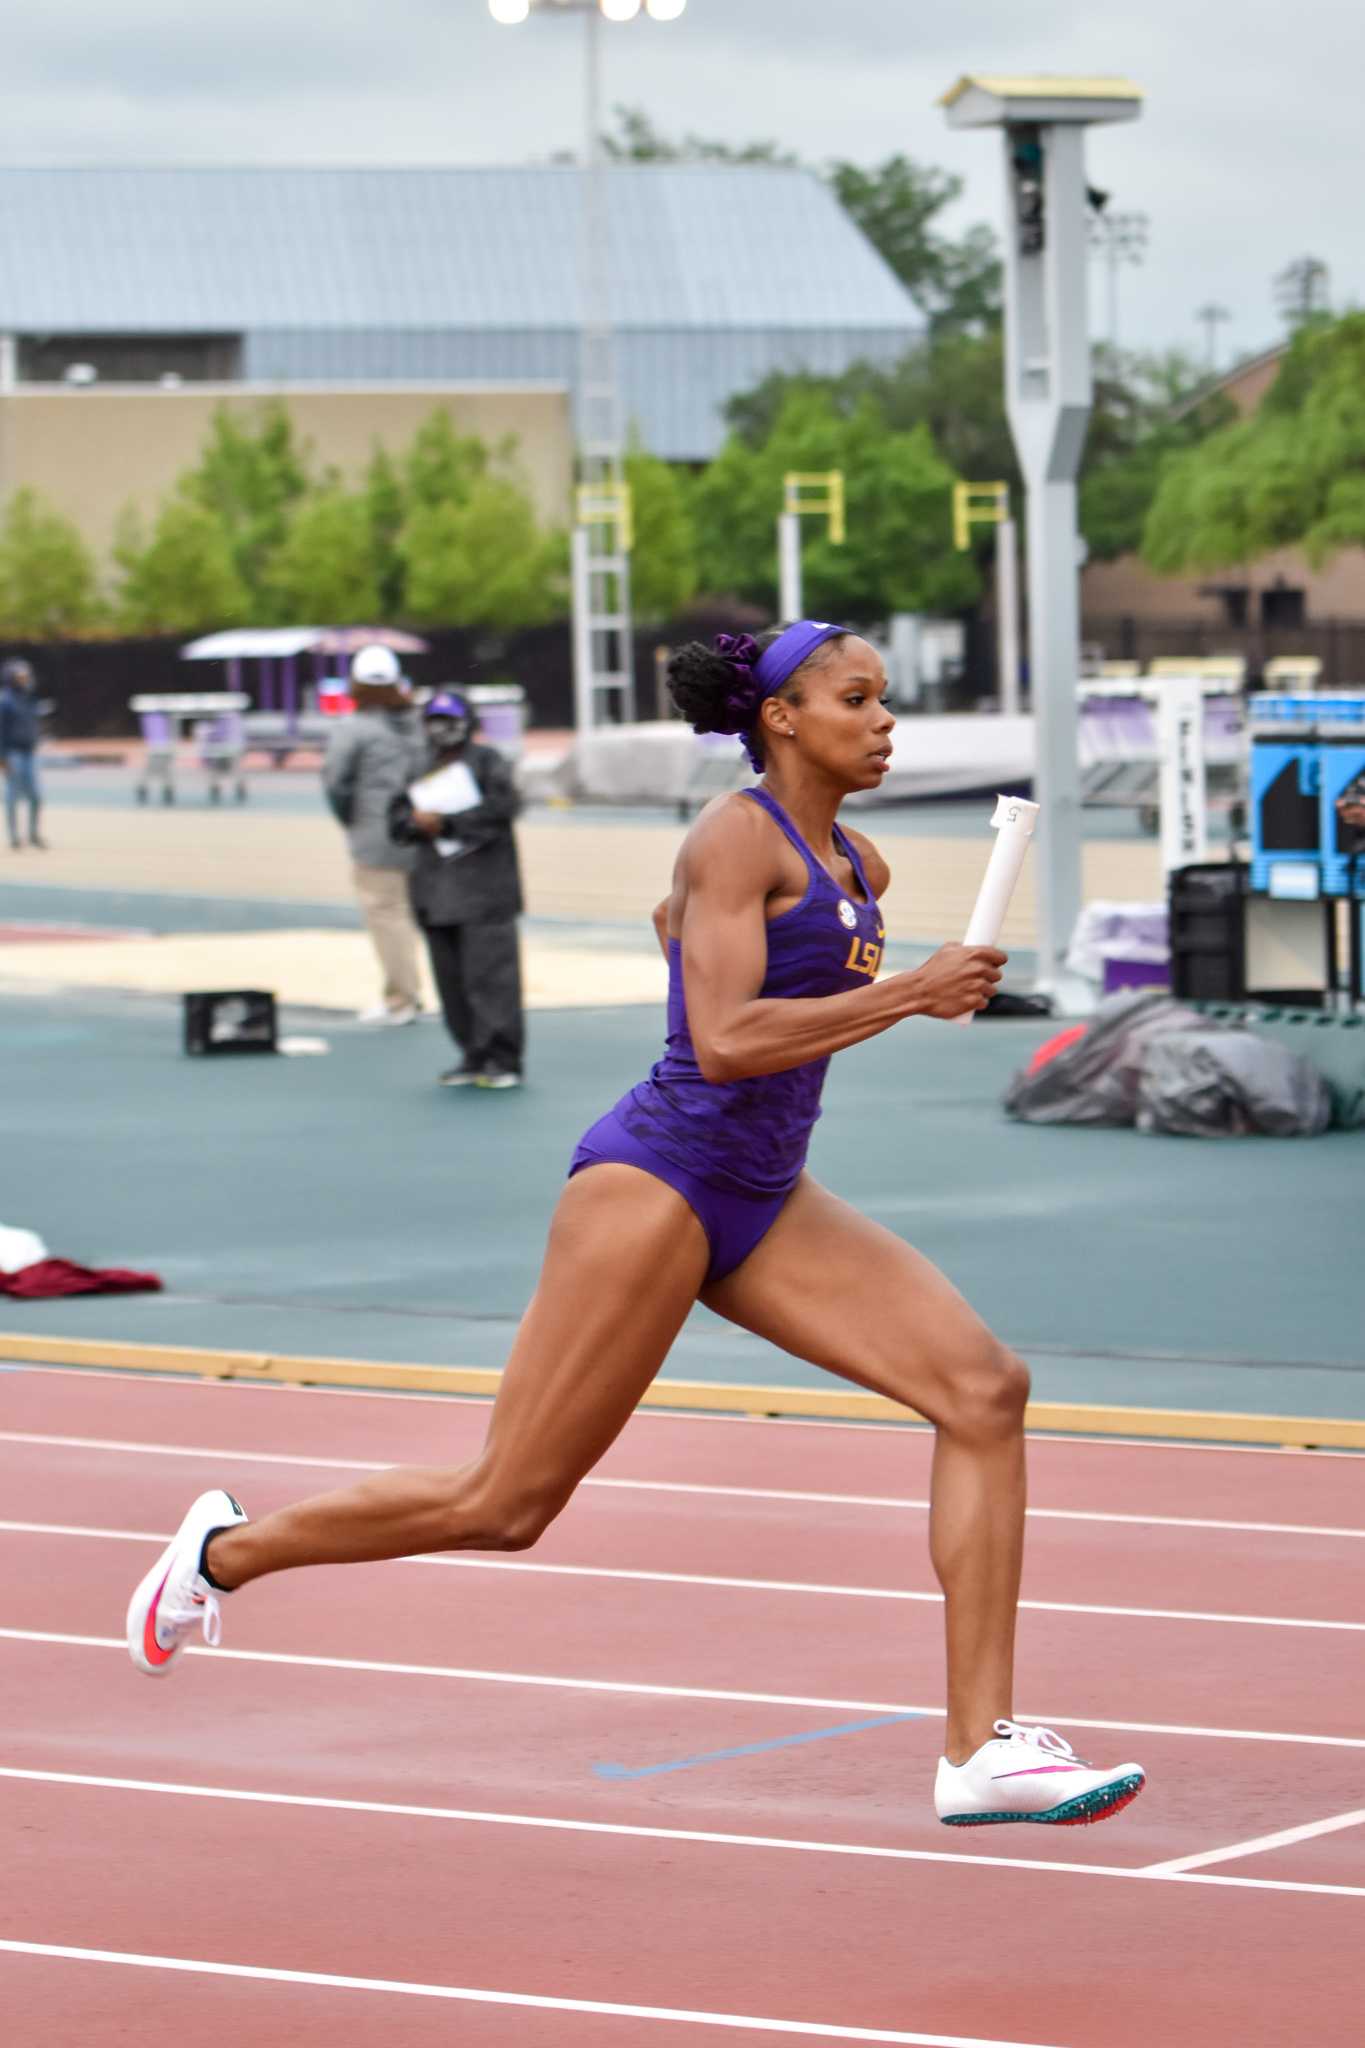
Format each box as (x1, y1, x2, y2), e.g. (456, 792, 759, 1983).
(350, 644, 402, 685)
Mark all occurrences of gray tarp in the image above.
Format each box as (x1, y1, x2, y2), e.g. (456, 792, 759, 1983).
(1005, 991, 1331, 1138)
(1136, 1032, 1331, 1137)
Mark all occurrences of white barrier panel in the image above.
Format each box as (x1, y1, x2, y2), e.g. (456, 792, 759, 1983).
(1157, 678, 1208, 874)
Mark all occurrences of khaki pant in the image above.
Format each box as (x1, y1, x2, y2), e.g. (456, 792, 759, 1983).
(352, 864, 422, 1011)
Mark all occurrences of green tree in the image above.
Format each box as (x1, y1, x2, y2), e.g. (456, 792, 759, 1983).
(399, 475, 566, 629)
(1141, 314, 1365, 573)
(364, 445, 407, 616)
(724, 339, 1231, 570)
(0, 489, 103, 637)
(181, 403, 311, 606)
(691, 387, 978, 618)
(826, 157, 1001, 333)
(602, 103, 797, 167)
(1079, 348, 1232, 562)
(267, 491, 383, 624)
(404, 410, 488, 511)
(848, 331, 1018, 486)
(625, 444, 698, 622)
(113, 499, 250, 633)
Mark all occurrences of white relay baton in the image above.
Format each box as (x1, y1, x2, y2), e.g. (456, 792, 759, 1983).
(954, 794, 1040, 1023)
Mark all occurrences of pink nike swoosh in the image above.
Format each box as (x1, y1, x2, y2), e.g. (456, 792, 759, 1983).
(990, 1764, 1082, 1779)
(142, 1569, 175, 1667)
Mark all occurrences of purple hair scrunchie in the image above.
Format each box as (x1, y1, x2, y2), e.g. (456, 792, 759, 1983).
(711, 632, 766, 733)
(705, 621, 849, 772)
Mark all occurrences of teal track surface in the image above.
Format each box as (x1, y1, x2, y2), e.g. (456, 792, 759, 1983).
(0, 987, 1360, 1419)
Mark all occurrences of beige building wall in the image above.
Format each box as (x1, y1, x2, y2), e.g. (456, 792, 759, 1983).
(1083, 543, 1365, 623)
(0, 383, 574, 564)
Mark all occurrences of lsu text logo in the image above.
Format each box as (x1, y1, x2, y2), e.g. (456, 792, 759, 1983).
(843, 929, 884, 979)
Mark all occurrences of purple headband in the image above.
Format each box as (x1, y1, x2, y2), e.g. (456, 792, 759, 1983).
(710, 620, 849, 771)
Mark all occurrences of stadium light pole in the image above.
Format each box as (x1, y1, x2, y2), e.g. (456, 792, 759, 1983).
(941, 75, 1142, 1008)
(489, 0, 688, 735)
(1087, 205, 1148, 355)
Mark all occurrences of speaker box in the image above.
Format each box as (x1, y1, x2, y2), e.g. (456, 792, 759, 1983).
(184, 990, 277, 1056)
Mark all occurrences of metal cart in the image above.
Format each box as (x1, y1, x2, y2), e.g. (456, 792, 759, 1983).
(131, 693, 250, 805)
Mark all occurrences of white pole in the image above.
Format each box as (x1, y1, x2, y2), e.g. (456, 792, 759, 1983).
(778, 511, 803, 622)
(1157, 678, 1208, 875)
(570, 525, 594, 737)
(996, 515, 1020, 716)
(1000, 121, 1092, 1007)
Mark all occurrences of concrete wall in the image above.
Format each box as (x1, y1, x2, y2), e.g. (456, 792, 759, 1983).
(0, 382, 574, 562)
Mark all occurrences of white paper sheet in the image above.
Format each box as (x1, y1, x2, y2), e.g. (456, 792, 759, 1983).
(408, 760, 482, 816)
(408, 759, 482, 857)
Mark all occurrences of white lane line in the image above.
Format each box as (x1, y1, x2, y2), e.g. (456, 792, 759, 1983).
(3, 1519, 1361, 1636)
(1143, 1807, 1365, 1876)
(0, 1941, 1071, 2045)
(5, 1764, 1365, 1901)
(1, 1430, 1359, 1541)
(3, 1627, 1362, 1752)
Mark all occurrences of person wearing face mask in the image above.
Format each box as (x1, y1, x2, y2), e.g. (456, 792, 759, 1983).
(388, 690, 525, 1089)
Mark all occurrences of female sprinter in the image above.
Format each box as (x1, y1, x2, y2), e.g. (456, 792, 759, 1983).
(128, 621, 1145, 1828)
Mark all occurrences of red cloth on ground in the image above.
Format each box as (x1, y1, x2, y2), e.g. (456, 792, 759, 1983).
(0, 1260, 163, 1299)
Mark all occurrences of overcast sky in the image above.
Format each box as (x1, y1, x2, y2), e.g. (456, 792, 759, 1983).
(5, 2, 1362, 371)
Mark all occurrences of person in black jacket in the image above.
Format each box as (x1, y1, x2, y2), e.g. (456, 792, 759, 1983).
(0, 658, 46, 851)
(389, 690, 525, 1089)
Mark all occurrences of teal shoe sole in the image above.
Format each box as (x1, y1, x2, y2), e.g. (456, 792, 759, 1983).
(940, 1772, 1146, 1827)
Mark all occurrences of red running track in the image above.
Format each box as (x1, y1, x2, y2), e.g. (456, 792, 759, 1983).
(1, 1365, 1362, 2047)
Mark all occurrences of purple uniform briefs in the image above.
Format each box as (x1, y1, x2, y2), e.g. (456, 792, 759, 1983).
(569, 789, 886, 1280)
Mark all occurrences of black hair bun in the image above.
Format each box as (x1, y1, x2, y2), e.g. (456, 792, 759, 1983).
(665, 630, 783, 736)
(665, 642, 740, 733)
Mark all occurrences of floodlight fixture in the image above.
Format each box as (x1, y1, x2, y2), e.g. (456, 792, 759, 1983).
(490, 0, 685, 22)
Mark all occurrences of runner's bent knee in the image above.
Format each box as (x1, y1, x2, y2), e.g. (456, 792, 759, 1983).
(941, 1340, 1030, 1445)
(458, 1463, 573, 1552)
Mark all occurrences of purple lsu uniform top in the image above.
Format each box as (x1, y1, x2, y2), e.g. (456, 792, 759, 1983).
(569, 787, 886, 1281)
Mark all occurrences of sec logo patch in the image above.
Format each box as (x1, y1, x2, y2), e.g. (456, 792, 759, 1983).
(837, 900, 858, 929)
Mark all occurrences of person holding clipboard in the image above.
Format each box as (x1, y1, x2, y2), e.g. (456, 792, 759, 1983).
(389, 690, 526, 1089)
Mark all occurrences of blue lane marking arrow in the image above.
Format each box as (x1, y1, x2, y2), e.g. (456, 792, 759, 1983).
(593, 1712, 922, 1782)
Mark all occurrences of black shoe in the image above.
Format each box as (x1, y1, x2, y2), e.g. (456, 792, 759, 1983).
(475, 1066, 522, 1090)
(439, 1064, 483, 1087)
(28, 835, 46, 850)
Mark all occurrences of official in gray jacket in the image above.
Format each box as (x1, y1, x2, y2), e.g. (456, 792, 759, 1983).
(323, 644, 427, 1025)
(389, 690, 525, 1088)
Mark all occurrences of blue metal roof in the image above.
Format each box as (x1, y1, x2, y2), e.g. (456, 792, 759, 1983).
(0, 165, 917, 336)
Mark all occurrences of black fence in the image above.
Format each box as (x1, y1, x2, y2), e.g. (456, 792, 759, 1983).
(16, 608, 1359, 740)
(1081, 617, 1365, 688)
(0, 603, 775, 741)
(2, 627, 580, 740)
